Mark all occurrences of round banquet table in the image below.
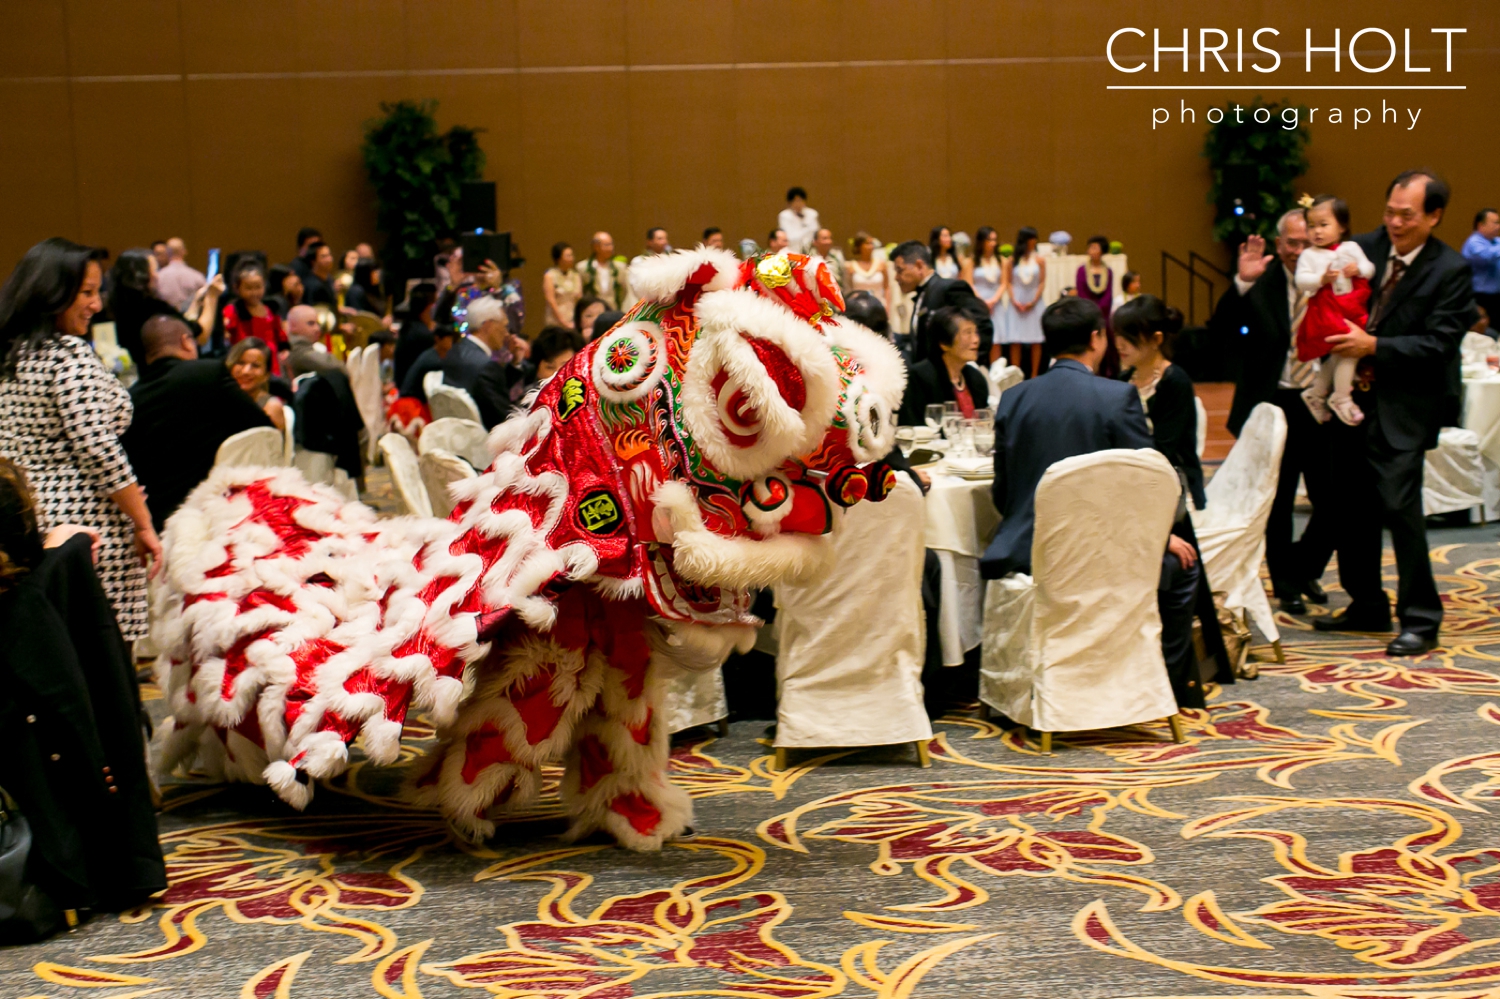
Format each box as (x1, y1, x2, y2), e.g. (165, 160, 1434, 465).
(1460, 373, 1500, 518)
(922, 471, 1001, 666)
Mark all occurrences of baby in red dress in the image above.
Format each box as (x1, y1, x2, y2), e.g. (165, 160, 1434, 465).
(1294, 195, 1375, 426)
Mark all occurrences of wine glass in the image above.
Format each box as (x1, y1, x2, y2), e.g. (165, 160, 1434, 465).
(941, 411, 964, 447)
(969, 419, 995, 457)
(895, 426, 917, 457)
(924, 404, 945, 431)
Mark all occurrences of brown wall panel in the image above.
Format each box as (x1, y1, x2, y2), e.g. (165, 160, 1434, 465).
(179, 0, 301, 76)
(0, 0, 1493, 334)
(0, 84, 80, 269)
(516, 0, 626, 68)
(69, 80, 192, 256)
(1, 2, 70, 79)
(63, 0, 182, 77)
(624, 0, 734, 66)
(406, 0, 519, 72)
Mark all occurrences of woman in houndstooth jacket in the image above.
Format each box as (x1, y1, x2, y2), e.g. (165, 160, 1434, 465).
(0, 238, 161, 641)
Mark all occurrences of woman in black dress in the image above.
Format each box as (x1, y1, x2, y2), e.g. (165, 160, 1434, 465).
(897, 306, 989, 426)
(1115, 294, 1231, 702)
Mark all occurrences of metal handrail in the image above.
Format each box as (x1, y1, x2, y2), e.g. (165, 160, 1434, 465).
(1161, 251, 1220, 326)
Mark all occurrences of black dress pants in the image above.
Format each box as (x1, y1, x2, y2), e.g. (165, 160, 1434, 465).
(1159, 549, 1203, 709)
(1266, 389, 1336, 597)
(1325, 413, 1442, 636)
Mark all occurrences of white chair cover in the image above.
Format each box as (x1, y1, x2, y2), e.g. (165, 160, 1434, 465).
(348, 345, 386, 464)
(291, 450, 358, 501)
(772, 475, 932, 749)
(429, 384, 483, 424)
(281, 407, 296, 467)
(989, 364, 1024, 401)
(423, 369, 445, 401)
(214, 427, 285, 468)
(1194, 395, 1208, 459)
(979, 448, 1180, 734)
(1424, 427, 1485, 517)
(662, 667, 730, 734)
(1190, 402, 1287, 643)
(378, 432, 432, 517)
(420, 417, 491, 471)
(418, 447, 477, 518)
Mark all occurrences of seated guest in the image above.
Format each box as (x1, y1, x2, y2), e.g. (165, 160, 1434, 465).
(226, 337, 287, 430)
(593, 309, 624, 342)
(574, 295, 606, 342)
(284, 304, 342, 380)
(0, 457, 167, 922)
(265, 264, 304, 318)
(344, 259, 387, 317)
(298, 241, 338, 307)
(980, 297, 1204, 708)
(400, 295, 508, 402)
(844, 290, 891, 338)
(392, 281, 438, 387)
(517, 326, 584, 407)
(897, 306, 989, 425)
(1114, 296, 1204, 509)
(398, 325, 459, 404)
(107, 248, 217, 368)
(120, 316, 273, 529)
(221, 263, 287, 374)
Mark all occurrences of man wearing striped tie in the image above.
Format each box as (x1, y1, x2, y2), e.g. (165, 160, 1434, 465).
(1217, 208, 1335, 618)
(1316, 171, 1480, 657)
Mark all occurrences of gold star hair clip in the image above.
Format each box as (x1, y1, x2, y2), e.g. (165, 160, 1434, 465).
(1296, 192, 1315, 209)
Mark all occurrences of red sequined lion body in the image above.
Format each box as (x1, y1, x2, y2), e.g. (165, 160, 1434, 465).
(153, 248, 904, 849)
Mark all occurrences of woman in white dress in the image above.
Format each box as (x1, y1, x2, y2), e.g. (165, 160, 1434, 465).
(929, 226, 960, 279)
(1001, 226, 1046, 377)
(542, 242, 583, 329)
(847, 232, 897, 318)
(964, 226, 1006, 364)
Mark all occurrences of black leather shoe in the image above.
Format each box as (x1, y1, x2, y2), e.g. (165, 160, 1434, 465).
(1386, 631, 1437, 656)
(1280, 595, 1307, 615)
(1313, 610, 1393, 633)
(1301, 579, 1329, 605)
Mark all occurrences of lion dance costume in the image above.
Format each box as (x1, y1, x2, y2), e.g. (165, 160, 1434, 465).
(152, 248, 905, 849)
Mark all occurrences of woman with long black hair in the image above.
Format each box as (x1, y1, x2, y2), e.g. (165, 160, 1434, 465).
(0, 238, 160, 644)
(107, 247, 219, 368)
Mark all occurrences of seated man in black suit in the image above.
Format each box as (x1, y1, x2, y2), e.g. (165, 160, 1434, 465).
(1317, 170, 1480, 656)
(980, 297, 1201, 701)
(891, 240, 995, 363)
(121, 315, 274, 529)
(400, 295, 521, 403)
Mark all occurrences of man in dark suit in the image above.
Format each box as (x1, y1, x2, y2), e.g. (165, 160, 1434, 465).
(980, 297, 1201, 692)
(1211, 208, 1333, 615)
(891, 241, 995, 362)
(121, 315, 274, 529)
(1316, 171, 1479, 655)
(400, 295, 521, 403)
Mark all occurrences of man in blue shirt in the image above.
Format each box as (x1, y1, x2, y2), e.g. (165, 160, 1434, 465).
(1463, 207, 1500, 325)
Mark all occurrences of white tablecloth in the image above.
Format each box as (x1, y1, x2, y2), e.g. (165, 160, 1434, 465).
(1462, 375, 1500, 465)
(924, 473, 1000, 666)
(1039, 251, 1129, 306)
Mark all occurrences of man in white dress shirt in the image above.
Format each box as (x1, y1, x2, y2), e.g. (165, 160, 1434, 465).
(777, 187, 820, 254)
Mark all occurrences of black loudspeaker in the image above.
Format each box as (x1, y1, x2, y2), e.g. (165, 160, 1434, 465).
(456, 181, 497, 234)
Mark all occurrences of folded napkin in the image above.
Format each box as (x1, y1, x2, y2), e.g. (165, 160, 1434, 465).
(940, 455, 993, 476)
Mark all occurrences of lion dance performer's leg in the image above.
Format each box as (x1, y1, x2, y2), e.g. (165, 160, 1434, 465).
(410, 586, 690, 850)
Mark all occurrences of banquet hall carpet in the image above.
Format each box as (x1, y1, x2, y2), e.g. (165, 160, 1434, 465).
(6, 531, 1500, 998)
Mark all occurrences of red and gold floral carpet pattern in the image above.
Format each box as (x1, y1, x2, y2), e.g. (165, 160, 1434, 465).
(7, 542, 1500, 997)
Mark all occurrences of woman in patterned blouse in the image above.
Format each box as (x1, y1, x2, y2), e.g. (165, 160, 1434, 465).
(0, 238, 161, 641)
